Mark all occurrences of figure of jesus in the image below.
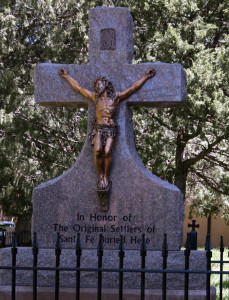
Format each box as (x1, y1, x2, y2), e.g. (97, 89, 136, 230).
(59, 68, 155, 190)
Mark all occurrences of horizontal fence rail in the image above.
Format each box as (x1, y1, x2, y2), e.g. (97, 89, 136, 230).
(0, 232, 228, 300)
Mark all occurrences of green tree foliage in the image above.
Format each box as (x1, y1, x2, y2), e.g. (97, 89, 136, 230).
(130, 0, 229, 221)
(0, 0, 94, 221)
(0, 0, 228, 223)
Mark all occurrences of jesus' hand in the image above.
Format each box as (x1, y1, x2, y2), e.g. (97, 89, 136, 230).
(58, 68, 68, 78)
(145, 69, 156, 78)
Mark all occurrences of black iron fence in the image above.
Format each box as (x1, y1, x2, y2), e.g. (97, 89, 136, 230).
(0, 229, 31, 247)
(0, 232, 228, 300)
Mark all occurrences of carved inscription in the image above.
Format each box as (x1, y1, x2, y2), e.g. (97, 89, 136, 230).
(100, 29, 116, 50)
(53, 212, 156, 246)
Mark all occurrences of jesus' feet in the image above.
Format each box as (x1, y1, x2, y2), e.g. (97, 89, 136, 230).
(103, 176, 109, 189)
(98, 175, 105, 190)
(98, 175, 109, 190)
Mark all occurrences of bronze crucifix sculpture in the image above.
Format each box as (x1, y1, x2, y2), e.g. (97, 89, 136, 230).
(59, 68, 155, 190)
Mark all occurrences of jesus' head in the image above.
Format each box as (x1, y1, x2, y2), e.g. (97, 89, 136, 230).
(94, 77, 116, 99)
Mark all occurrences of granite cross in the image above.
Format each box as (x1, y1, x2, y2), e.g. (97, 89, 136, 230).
(35, 6, 186, 206)
(33, 6, 186, 249)
(35, 7, 186, 109)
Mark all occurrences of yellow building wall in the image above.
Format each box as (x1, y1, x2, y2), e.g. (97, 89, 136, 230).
(183, 205, 229, 248)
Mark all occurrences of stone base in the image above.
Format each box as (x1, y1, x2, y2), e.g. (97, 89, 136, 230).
(0, 248, 208, 290)
(0, 286, 216, 300)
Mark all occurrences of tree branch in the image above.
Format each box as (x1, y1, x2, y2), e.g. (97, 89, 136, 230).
(190, 167, 229, 195)
(183, 135, 225, 169)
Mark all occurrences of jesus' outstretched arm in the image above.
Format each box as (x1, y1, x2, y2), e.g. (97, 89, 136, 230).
(59, 69, 95, 102)
(117, 69, 156, 102)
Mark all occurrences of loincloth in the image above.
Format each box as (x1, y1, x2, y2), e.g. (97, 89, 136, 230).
(89, 121, 118, 146)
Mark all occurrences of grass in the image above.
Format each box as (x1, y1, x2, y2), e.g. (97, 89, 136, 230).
(210, 248, 229, 300)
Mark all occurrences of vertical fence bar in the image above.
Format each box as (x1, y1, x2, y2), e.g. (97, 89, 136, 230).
(55, 232, 61, 300)
(118, 235, 124, 300)
(76, 233, 82, 300)
(97, 234, 103, 300)
(1, 229, 6, 247)
(162, 233, 168, 300)
(32, 232, 39, 300)
(205, 234, 212, 300)
(11, 232, 17, 300)
(140, 233, 147, 300)
(184, 233, 191, 300)
(7, 231, 12, 247)
(219, 236, 224, 300)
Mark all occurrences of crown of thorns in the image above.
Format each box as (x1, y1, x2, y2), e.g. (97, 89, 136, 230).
(94, 77, 109, 87)
(94, 77, 115, 95)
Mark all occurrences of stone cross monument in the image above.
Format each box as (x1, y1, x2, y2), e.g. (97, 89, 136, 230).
(33, 6, 186, 250)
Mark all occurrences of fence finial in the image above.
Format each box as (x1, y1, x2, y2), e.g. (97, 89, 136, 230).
(119, 234, 125, 252)
(76, 232, 82, 249)
(185, 232, 191, 250)
(12, 231, 17, 248)
(140, 233, 147, 257)
(162, 233, 168, 251)
(32, 232, 39, 249)
(97, 234, 104, 252)
(55, 232, 62, 250)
